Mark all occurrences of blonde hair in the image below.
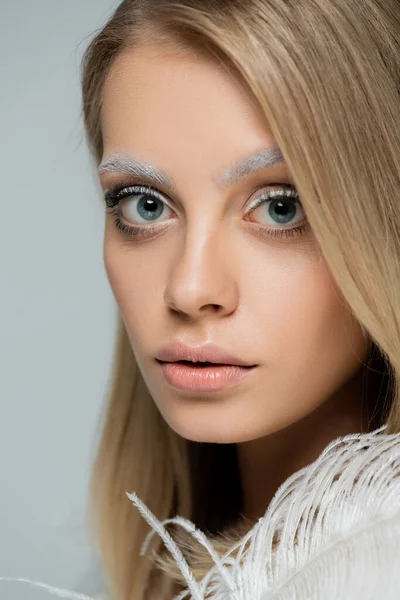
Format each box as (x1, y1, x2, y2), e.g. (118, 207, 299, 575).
(80, 1, 400, 598)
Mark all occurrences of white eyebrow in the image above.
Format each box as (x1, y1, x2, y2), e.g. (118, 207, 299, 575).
(99, 154, 176, 191)
(98, 146, 285, 191)
(216, 147, 284, 186)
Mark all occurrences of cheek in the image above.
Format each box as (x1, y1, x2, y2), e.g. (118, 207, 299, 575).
(103, 235, 166, 344)
(104, 243, 146, 310)
(249, 250, 368, 401)
(103, 241, 135, 316)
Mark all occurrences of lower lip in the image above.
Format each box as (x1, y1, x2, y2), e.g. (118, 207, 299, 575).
(157, 361, 257, 392)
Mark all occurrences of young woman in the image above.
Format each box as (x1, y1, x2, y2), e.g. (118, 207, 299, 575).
(2, 0, 399, 598)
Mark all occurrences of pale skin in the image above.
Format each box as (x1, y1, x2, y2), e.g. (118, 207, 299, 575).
(99, 43, 372, 521)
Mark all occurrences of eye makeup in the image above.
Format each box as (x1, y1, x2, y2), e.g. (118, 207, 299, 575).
(98, 146, 285, 192)
(103, 181, 311, 242)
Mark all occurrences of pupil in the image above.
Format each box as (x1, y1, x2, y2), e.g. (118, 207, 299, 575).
(269, 199, 296, 224)
(137, 196, 163, 221)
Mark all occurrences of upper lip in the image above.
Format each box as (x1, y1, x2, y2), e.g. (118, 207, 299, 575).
(155, 342, 256, 367)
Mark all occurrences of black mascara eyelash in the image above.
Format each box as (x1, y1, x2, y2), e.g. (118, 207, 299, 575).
(256, 222, 311, 239)
(104, 183, 165, 208)
(104, 183, 173, 240)
(103, 182, 310, 241)
(110, 217, 161, 240)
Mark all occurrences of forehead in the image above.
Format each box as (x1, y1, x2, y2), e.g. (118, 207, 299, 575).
(100, 44, 281, 186)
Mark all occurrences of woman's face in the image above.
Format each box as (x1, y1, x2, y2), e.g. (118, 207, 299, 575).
(99, 43, 368, 443)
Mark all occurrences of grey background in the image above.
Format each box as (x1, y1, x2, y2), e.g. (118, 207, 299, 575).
(0, 2, 122, 598)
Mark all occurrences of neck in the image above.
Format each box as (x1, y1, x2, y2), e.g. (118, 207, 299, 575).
(236, 366, 375, 522)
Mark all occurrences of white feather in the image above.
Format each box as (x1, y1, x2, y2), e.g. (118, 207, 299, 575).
(132, 424, 400, 600)
(0, 577, 97, 599)
(3, 425, 400, 600)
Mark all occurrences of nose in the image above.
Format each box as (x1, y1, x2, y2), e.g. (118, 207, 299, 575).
(163, 229, 238, 320)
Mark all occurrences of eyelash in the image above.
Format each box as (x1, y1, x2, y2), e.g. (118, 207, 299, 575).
(104, 183, 310, 241)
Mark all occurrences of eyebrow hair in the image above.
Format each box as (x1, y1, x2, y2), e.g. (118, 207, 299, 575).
(98, 146, 285, 192)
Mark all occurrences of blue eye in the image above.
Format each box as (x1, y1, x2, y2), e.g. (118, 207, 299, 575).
(244, 185, 306, 230)
(136, 196, 164, 221)
(123, 193, 171, 223)
(105, 185, 173, 222)
(104, 184, 174, 239)
(104, 183, 310, 241)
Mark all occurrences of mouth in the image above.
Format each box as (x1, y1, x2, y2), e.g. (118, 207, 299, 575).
(155, 342, 256, 368)
(157, 359, 255, 368)
(156, 359, 258, 392)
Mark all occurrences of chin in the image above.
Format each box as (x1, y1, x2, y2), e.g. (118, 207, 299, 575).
(154, 392, 290, 444)
(162, 412, 264, 444)
(173, 426, 243, 444)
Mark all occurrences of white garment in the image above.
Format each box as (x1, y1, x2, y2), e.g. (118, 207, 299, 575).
(2, 425, 400, 599)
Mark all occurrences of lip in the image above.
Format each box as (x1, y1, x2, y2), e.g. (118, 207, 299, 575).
(155, 342, 256, 367)
(157, 361, 257, 392)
